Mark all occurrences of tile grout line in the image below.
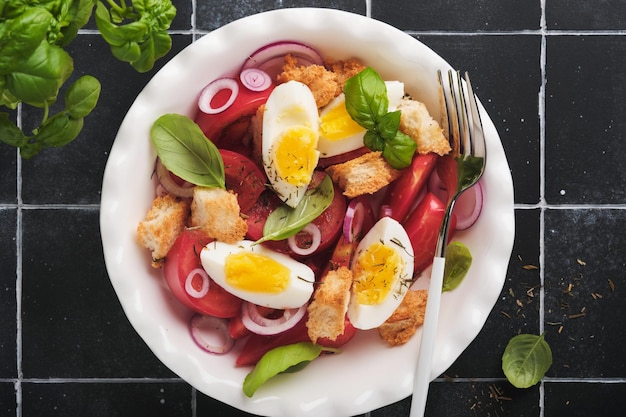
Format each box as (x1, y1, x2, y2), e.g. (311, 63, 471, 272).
(15, 105, 23, 417)
(538, 1, 548, 417)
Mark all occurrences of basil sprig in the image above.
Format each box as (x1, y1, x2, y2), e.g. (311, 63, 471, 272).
(256, 175, 334, 244)
(502, 333, 552, 388)
(344, 67, 417, 169)
(150, 113, 225, 189)
(243, 342, 337, 397)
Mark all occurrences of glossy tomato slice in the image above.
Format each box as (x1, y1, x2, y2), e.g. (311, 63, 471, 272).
(220, 149, 267, 213)
(164, 229, 242, 318)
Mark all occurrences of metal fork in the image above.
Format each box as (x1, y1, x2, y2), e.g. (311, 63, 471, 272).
(409, 70, 487, 417)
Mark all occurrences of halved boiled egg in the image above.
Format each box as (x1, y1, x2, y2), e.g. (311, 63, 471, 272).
(317, 81, 406, 158)
(262, 81, 320, 208)
(200, 240, 315, 309)
(347, 216, 415, 330)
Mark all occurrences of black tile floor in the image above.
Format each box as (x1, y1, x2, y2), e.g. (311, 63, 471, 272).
(2, 0, 626, 416)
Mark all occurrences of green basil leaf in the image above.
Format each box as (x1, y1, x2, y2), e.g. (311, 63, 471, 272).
(377, 110, 401, 141)
(502, 333, 552, 388)
(150, 113, 225, 189)
(344, 67, 388, 130)
(0, 8, 52, 73)
(363, 129, 384, 152)
(65, 75, 101, 119)
(382, 130, 417, 170)
(36, 112, 84, 147)
(7, 41, 73, 107)
(257, 175, 334, 244)
(111, 41, 142, 63)
(442, 241, 472, 292)
(132, 30, 172, 73)
(58, 0, 97, 46)
(0, 113, 28, 148)
(243, 342, 324, 397)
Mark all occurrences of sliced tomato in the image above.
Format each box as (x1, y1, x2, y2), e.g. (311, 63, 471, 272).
(163, 229, 242, 318)
(194, 79, 274, 146)
(228, 315, 251, 339)
(245, 172, 347, 257)
(220, 149, 267, 213)
(383, 152, 438, 222)
(403, 192, 456, 274)
(236, 315, 310, 367)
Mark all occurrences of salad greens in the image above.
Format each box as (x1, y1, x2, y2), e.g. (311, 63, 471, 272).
(243, 342, 338, 397)
(256, 175, 335, 244)
(150, 113, 226, 189)
(442, 241, 472, 292)
(502, 333, 552, 388)
(344, 67, 417, 170)
(0, 0, 176, 158)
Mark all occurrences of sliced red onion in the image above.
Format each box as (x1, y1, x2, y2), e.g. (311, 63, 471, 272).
(344, 201, 364, 242)
(239, 68, 272, 92)
(287, 223, 322, 256)
(190, 314, 234, 354)
(241, 41, 324, 77)
(198, 77, 239, 114)
(155, 159, 195, 198)
(453, 181, 484, 230)
(241, 302, 307, 335)
(379, 204, 393, 219)
(427, 168, 449, 204)
(185, 268, 210, 299)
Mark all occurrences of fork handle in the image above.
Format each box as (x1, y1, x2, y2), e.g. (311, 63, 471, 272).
(409, 256, 446, 417)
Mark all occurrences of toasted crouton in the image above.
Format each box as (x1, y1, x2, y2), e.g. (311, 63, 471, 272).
(325, 57, 366, 89)
(378, 289, 428, 346)
(137, 194, 190, 268)
(306, 266, 353, 343)
(398, 99, 451, 156)
(277, 54, 340, 108)
(325, 151, 402, 198)
(190, 187, 248, 243)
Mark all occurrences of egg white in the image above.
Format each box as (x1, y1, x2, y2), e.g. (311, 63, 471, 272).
(318, 81, 406, 158)
(200, 240, 315, 309)
(347, 216, 415, 330)
(262, 81, 320, 208)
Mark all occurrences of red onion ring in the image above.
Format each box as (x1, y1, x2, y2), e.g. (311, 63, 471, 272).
(155, 159, 195, 198)
(343, 201, 364, 242)
(185, 268, 210, 299)
(239, 68, 272, 92)
(379, 204, 393, 219)
(287, 223, 322, 256)
(190, 314, 234, 354)
(241, 302, 307, 335)
(241, 41, 324, 78)
(453, 181, 484, 230)
(198, 77, 239, 114)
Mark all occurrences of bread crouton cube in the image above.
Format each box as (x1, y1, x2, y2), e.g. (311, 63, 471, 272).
(325, 151, 402, 198)
(136, 194, 190, 268)
(306, 266, 353, 343)
(377, 289, 428, 346)
(190, 187, 248, 244)
(398, 99, 451, 156)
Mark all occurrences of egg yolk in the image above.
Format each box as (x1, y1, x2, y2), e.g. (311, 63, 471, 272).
(353, 242, 404, 305)
(224, 252, 290, 293)
(319, 104, 364, 140)
(274, 126, 318, 186)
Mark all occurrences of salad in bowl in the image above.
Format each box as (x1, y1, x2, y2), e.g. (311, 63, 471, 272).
(100, 8, 514, 417)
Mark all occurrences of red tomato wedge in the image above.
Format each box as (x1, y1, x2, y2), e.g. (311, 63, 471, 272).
(220, 149, 267, 213)
(384, 152, 438, 222)
(163, 229, 242, 318)
(403, 192, 456, 274)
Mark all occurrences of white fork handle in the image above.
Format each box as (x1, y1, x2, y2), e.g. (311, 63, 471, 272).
(409, 256, 446, 417)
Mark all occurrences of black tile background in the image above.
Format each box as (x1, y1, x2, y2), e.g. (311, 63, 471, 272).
(2, 0, 626, 416)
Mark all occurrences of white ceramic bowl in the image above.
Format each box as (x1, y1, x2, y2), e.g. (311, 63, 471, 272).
(100, 8, 514, 417)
